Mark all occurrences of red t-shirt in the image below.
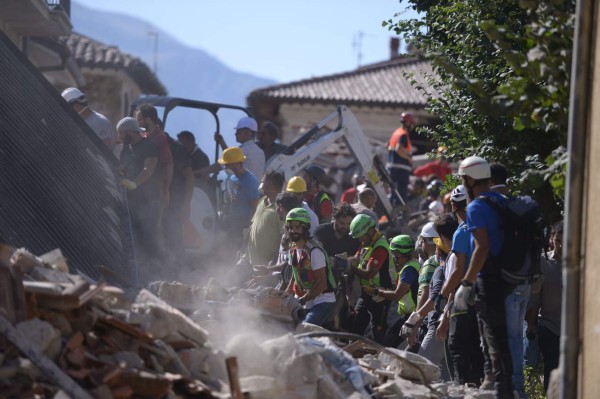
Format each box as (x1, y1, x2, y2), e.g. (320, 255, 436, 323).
(145, 130, 172, 166)
(340, 187, 357, 204)
(356, 246, 388, 271)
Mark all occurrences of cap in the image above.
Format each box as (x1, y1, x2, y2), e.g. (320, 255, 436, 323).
(234, 116, 258, 132)
(61, 87, 85, 103)
(117, 117, 144, 132)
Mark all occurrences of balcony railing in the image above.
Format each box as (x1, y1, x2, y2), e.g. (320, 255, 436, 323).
(46, 0, 70, 17)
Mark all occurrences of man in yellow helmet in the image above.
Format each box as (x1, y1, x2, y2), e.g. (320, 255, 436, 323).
(285, 176, 319, 234)
(218, 147, 260, 249)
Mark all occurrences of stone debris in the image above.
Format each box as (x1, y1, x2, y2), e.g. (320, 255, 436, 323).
(0, 244, 500, 398)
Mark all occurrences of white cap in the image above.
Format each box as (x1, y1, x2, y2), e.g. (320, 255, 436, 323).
(420, 222, 439, 238)
(458, 156, 491, 180)
(61, 87, 85, 103)
(117, 117, 144, 132)
(234, 116, 258, 132)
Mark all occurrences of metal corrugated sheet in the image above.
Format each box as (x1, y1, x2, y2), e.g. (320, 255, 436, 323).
(0, 30, 134, 284)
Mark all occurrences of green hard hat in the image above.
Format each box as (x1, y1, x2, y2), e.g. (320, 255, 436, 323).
(349, 214, 376, 238)
(286, 207, 311, 225)
(390, 235, 415, 254)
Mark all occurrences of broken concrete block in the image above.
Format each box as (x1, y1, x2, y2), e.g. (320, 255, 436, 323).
(15, 318, 62, 360)
(375, 377, 432, 399)
(130, 289, 208, 346)
(148, 281, 203, 311)
(378, 347, 440, 382)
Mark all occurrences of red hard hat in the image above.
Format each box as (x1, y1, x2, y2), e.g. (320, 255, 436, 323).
(401, 112, 416, 125)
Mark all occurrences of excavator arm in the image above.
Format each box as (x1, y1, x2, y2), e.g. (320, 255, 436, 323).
(265, 106, 405, 222)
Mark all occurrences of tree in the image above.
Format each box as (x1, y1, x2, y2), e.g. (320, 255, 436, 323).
(385, 0, 574, 219)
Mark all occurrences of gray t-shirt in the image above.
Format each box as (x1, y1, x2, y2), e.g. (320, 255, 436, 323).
(528, 250, 562, 336)
(85, 111, 116, 148)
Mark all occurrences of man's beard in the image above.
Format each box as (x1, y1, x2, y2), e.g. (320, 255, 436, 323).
(289, 232, 303, 242)
(334, 226, 348, 236)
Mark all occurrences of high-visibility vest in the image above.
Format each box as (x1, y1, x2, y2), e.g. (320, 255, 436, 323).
(387, 127, 413, 165)
(313, 190, 332, 222)
(290, 239, 337, 297)
(357, 233, 394, 289)
(395, 259, 421, 316)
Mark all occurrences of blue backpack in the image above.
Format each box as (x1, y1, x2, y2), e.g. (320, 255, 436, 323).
(480, 194, 545, 284)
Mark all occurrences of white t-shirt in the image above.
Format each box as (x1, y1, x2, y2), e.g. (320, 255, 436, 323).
(240, 140, 265, 180)
(296, 246, 336, 309)
(302, 201, 319, 235)
(85, 111, 116, 148)
(444, 252, 457, 282)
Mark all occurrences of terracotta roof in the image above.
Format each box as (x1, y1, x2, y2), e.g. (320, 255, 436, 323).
(58, 32, 166, 95)
(248, 56, 437, 108)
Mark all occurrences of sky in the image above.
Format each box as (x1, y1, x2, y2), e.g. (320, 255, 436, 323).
(74, 0, 417, 83)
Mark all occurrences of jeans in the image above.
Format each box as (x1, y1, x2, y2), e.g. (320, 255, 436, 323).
(475, 275, 514, 399)
(304, 301, 336, 327)
(538, 325, 560, 392)
(505, 283, 531, 398)
(418, 324, 446, 366)
(448, 304, 484, 385)
(351, 294, 389, 344)
(389, 168, 410, 204)
(523, 320, 541, 369)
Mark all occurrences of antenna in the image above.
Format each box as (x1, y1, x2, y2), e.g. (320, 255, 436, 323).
(148, 31, 159, 74)
(352, 31, 364, 67)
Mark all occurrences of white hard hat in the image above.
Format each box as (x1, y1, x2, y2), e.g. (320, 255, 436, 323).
(457, 156, 491, 180)
(234, 116, 258, 132)
(451, 185, 468, 202)
(429, 200, 444, 215)
(61, 87, 85, 103)
(420, 222, 439, 238)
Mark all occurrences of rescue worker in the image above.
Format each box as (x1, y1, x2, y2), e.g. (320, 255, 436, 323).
(302, 165, 333, 224)
(386, 112, 416, 203)
(285, 176, 319, 233)
(455, 155, 514, 398)
(361, 235, 419, 348)
(284, 208, 337, 326)
(343, 214, 394, 343)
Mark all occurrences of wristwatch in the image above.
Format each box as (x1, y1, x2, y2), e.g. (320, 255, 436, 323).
(460, 280, 473, 287)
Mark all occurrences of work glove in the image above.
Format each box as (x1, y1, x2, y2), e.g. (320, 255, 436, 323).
(454, 281, 475, 312)
(434, 295, 448, 314)
(120, 179, 137, 190)
(400, 311, 422, 338)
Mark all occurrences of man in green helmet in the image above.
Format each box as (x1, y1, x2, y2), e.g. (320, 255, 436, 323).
(284, 208, 338, 326)
(374, 235, 421, 348)
(344, 214, 394, 343)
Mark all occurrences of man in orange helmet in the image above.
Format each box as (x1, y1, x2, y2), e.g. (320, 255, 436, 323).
(386, 112, 416, 204)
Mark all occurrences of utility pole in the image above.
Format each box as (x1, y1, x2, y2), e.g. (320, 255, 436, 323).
(148, 31, 159, 74)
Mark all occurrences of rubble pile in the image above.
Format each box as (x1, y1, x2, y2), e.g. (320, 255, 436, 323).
(0, 244, 496, 398)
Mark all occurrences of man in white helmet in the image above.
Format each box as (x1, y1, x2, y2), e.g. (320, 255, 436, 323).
(61, 87, 116, 150)
(454, 156, 514, 398)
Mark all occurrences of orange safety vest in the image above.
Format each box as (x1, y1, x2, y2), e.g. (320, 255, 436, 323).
(388, 127, 413, 163)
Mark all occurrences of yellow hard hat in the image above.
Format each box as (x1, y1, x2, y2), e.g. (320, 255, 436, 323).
(218, 147, 246, 165)
(286, 176, 307, 193)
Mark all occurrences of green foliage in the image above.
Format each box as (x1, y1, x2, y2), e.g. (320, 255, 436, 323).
(384, 0, 574, 214)
(524, 365, 545, 399)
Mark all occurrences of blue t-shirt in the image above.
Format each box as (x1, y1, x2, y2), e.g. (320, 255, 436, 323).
(400, 266, 419, 285)
(466, 191, 504, 258)
(225, 170, 260, 227)
(452, 221, 473, 266)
